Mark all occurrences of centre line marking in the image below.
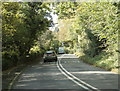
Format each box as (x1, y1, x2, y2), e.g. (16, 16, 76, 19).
(57, 54, 100, 91)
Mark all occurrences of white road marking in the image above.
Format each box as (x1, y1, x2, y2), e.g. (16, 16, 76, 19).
(57, 61, 90, 90)
(57, 54, 100, 91)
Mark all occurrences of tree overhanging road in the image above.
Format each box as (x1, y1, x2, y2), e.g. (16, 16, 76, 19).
(13, 54, 119, 91)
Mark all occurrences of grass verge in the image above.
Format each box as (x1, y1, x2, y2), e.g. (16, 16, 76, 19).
(75, 51, 119, 74)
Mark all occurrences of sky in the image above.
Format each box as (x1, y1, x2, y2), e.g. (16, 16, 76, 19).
(49, 4, 59, 32)
(51, 13, 58, 24)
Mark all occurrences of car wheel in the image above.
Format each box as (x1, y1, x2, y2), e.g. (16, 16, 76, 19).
(44, 60, 47, 63)
(55, 58, 57, 62)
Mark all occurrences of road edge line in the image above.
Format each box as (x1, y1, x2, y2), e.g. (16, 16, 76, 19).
(57, 54, 100, 91)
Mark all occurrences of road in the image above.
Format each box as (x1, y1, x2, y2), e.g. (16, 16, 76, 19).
(13, 54, 119, 91)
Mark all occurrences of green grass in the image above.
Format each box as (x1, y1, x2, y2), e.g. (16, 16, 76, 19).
(75, 51, 119, 72)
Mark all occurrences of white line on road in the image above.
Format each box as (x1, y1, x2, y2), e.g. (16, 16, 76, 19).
(57, 60, 90, 90)
(57, 54, 100, 91)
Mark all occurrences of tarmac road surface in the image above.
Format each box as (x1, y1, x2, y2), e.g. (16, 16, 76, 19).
(13, 54, 119, 91)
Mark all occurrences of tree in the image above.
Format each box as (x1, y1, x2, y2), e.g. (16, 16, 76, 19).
(55, 1, 119, 69)
(2, 2, 53, 70)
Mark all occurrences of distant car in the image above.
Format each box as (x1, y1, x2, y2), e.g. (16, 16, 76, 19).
(58, 47, 64, 54)
(43, 50, 57, 62)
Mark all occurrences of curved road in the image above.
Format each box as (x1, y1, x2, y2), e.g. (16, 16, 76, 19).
(13, 54, 119, 91)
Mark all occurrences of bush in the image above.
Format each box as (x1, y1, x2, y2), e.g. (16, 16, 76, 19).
(75, 50, 119, 71)
(2, 58, 16, 71)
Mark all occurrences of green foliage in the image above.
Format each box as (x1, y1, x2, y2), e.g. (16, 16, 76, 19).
(55, 2, 79, 19)
(57, 19, 74, 42)
(38, 30, 55, 51)
(56, 1, 119, 70)
(2, 2, 52, 70)
(51, 40, 60, 53)
(73, 2, 118, 54)
(79, 51, 119, 71)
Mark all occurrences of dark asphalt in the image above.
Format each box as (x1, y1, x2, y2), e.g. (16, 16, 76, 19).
(60, 54, 119, 90)
(13, 54, 119, 90)
(13, 61, 82, 89)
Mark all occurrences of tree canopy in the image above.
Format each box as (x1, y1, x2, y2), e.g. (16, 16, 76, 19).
(2, 1, 119, 71)
(54, 1, 119, 70)
(2, 2, 53, 70)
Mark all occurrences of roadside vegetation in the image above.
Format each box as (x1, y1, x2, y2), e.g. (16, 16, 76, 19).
(2, 1, 119, 73)
(54, 1, 119, 72)
(2, 2, 56, 71)
(2, 1, 119, 90)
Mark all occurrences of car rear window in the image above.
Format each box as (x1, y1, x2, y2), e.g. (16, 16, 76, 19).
(46, 51, 54, 54)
